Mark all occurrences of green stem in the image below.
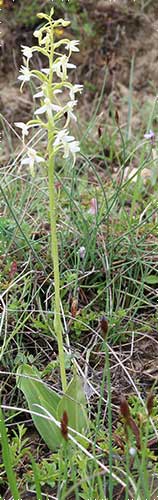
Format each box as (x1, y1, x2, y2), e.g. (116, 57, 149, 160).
(46, 18, 67, 393)
(47, 136, 67, 393)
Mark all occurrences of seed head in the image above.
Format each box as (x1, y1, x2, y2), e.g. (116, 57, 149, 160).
(100, 316, 108, 339)
(61, 411, 68, 441)
(120, 397, 130, 420)
(147, 392, 154, 416)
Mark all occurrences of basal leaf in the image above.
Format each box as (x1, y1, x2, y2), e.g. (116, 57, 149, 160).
(17, 364, 62, 451)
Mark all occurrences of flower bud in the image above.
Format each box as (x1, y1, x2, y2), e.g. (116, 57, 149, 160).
(100, 316, 108, 339)
(147, 392, 154, 416)
(60, 411, 68, 441)
(120, 397, 130, 420)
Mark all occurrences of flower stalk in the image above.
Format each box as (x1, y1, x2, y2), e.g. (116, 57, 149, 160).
(47, 21, 67, 392)
(47, 134, 67, 393)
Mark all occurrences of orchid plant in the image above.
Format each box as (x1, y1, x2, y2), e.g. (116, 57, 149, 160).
(16, 6, 88, 449)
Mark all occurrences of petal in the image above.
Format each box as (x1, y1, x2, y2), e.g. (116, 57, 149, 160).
(33, 90, 44, 98)
(36, 156, 45, 163)
(34, 105, 47, 115)
(52, 104, 62, 112)
(21, 157, 30, 165)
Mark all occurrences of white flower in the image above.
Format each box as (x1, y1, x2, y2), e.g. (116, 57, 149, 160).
(34, 97, 62, 118)
(65, 40, 80, 54)
(66, 140, 80, 157)
(21, 148, 44, 176)
(18, 65, 32, 83)
(64, 140, 80, 166)
(69, 84, 83, 101)
(21, 45, 33, 60)
(33, 29, 41, 38)
(34, 89, 62, 99)
(53, 56, 76, 80)
(79, 246, 86, 260)
(54, 129, 80, 164)
(14, 122, 29, 138)
(42, 58, 76, 80)
(64, 100, 78, 124)
(54, 129, 74, 147)
(14, 121, 39, 142)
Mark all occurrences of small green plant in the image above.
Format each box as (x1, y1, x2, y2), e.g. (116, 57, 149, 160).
(15, 6, 88, 449)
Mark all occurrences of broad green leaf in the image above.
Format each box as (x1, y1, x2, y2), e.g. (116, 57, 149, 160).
(17, 364, 62, 451)
(58, 373, 89, 439)
(144, 275, 158, 284)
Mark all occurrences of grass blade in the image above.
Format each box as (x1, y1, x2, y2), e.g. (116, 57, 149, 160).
(0, 406, 20, 500)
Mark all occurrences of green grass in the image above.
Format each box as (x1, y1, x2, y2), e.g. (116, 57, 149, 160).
(1, 102, 158, 497)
